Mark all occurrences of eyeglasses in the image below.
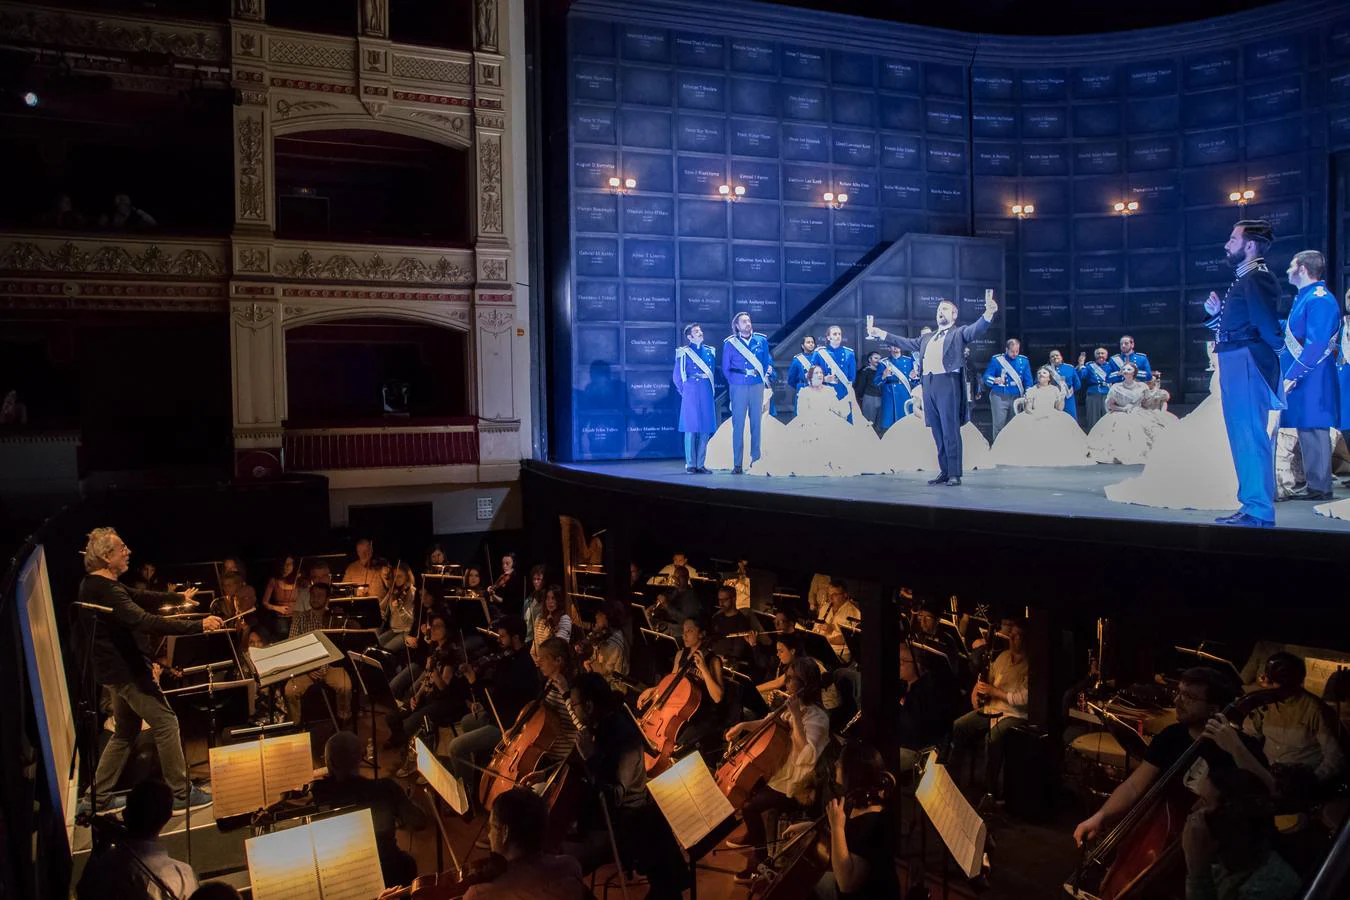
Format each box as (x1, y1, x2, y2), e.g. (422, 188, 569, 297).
(1174, 689, 1207, 703)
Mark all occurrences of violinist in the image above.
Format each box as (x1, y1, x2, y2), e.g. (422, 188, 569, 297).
(260, 554, 301, 641)
(218, 571, 257, 648)
(523, 565, 547, 638)
(579, 600, 630, 692)
(1074, 666, 1270, 849)
(344, 538, 389, 594)
(445, 616, 540, 802)
(459, 566, 486, 599)
(648, 566, 700, 638)
(819, 742, 901, 900)
(531, 585, 573, 658)
(378, 562, 419, 652)
(486, 551, 523, 609)
(384, 615, 458, 765)
(463, 787, 587, 900)
(727, 658, 831, 883)
(641, 615, 726, 756)
(282, 582, 353, 727)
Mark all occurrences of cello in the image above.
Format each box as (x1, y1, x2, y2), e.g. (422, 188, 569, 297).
(478, 687, 562, 810)
(715, 695, 794, 807)
(638, 647, 707, 776)
(1066, 686, 1290, 900)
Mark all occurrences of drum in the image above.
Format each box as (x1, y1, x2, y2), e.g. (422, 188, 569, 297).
(1066, 730, 1139, 804)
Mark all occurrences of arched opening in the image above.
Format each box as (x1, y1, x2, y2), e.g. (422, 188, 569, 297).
(274, 129, 471, 245)
(283, 316, 470, 426)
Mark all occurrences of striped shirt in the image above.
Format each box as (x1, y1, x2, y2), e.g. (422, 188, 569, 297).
(540, 681, 580, 762)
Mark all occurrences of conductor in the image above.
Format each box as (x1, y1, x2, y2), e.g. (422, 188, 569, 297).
(79, 527, 223, 813)
(867, 292, 999, 486)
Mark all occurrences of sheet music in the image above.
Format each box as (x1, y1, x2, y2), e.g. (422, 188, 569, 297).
(416, 737, 469, 814)
(914, 751, 985, 879)
(311, 810, 387, 900)
(262, 732, 315, 805)
(1305, 657, 1345, 700)
(647, 752, 734, 849)
(249, 632, 330, 678)
(246, 823, 324, 900)
(208, 742, 265, 819)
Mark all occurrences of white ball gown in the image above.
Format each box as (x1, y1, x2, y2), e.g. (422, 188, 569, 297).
(989, 384, 1091, 467)
(1086, 381, 1154, 465)
(1105, 368, 1240, 510)
(754, 386, 885, 476)
(705, 407, 788, 471)
(877, 386, 995, 472)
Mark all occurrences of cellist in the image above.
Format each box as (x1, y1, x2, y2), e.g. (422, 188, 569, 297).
(1073, 666, 1271, 849)
(725, 657, 831, 883)
(639, 615, 727, 757)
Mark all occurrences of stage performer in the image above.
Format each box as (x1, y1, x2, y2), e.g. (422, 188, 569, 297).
(1078, 347, 1112, 429)
(1338, 288, 1350, 437)
(721, 312, 776, 474)
(786, 335, 818, 413)
(1276, 250, 1340, 502)
(1106, 335, 1152, 385)
(1203, 219, 1285, 528)
(812, 324, 859, 422)
(867, 292, 999, 486)
(1047, 349, 1081, 421)
(988, 366, 1090, 468)
(673, 323, 717, 474)
(983, 338, 1032, 441)
(79, 527, 223, 813)
(874, 343, 918, 432)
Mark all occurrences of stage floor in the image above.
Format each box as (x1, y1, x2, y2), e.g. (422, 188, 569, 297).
(554, 459, 1350, 535)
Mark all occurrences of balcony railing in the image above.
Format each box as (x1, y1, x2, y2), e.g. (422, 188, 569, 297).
(282, 422, 478, 470)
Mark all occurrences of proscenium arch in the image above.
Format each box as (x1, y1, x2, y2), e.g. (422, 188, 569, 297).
(270, 113, 473, 151)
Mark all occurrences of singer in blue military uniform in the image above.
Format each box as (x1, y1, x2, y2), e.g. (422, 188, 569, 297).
(786, 335, 817, 413)
(1046, 350, 1081, 421)
(868, 293, 1000, 486)
(1203, 220, 1285, 527)
(1105, 335, 1152, 385)
(1277, 251, 1341, 502)
(1077, 347, 1112, 429)
(874, 344, 918, 432)
(673, 323, 718, 474)
(983, 338, 1032, 440)
(811, 324, 858, 421)
(722, 312, 776, 474)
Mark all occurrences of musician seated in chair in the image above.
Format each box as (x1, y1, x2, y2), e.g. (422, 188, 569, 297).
(727, 658, 832, 883)
(895, 641, 952, 776)
(1182, 768, 1301, 900)
(282, 582, 353, 727)
(1241, 652, 1345, 808)
(950, 617, 1029, 806)
(463, 787, 587, 900)
(312, 732, 427, 888)
(814, 742, 901, 900)
(709, 584, 756, 667)
(1074, 666, 1270, 849)
(385, 615, 462, 776)
(641, 615, 727, 758)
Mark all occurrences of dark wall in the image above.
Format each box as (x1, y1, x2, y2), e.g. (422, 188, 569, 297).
(552, 0, 1350, 461)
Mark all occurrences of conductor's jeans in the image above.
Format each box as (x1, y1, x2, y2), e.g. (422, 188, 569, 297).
(951, 710, 1022, 799)
(93, 677, 189, 804)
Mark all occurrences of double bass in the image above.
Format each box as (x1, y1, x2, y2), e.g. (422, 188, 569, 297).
(638, 647, 708, 776)
(1065, 686, 1290, 900)
(715, 695, 794, 807)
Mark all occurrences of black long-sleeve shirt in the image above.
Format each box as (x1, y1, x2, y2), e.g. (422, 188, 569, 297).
(79, 575, 203, 685)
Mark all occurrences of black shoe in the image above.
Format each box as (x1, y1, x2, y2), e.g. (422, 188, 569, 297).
(696, 467, 711, 474)
(685, 467, 697, 474)
(1294, 490, 1334, 501)
(1215, 512, 1274, 528)
(945, 477, 962, 486)
(926, 475, 949, 485)
(733, 466, 744, 474)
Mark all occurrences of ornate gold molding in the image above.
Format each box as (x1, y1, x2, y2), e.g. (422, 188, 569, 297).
(236, 113, 266, 222)
(0, 234, 227, 278)
(272, 249, 474, 285)
(0, 2, 227, 63)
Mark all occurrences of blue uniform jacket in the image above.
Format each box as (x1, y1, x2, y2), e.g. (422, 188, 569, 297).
(1203, 257, 1283, 393)
(1051, 362, 1081, 417)
(1279, 281, 1341, 428)
(1078, 360, 1111, 395)
(874, 355, 917, 430)
(1106, 351, 1152, 384)
(982, 353, 1033, 396)
(786, 352, 815, 393)
(721, 332, 775, 386)
(673, 343, 718, 433)
(811, 344, 857, 401)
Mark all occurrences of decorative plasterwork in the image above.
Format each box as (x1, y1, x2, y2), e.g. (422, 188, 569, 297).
(0, 234, 228, 278)
(232, 301, 275, 327)
(477, 305, 513, 334)
(360, 0, 387, 38)
(270, 38, 356, 72)
(475, 0, 499, 52)
(275, 97, 338, 119)
(392, 54, 471, 84)
(236, 112, 267, 222)
(0, 278, 226, 312)
(478, 257, 508, 284)
(276, 296, 472, 332)
(271, 249, 474, 285)
(477, 135, 504, 236)
(0, 2, 227, 63)
(232, 0, 263, 23)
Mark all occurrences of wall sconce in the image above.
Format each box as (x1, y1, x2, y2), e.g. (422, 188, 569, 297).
(1011, 204, 1035, 219)
(1113, 200, 1139, 215)
(1228, 189, 1255, 207)
(607, 176, 637, 193)
(718, 183, 746, 201)
(823, 191, 849, 209)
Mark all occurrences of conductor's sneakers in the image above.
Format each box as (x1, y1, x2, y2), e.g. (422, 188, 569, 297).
(926, 475, 948, 485)
(944, 477, 962, 486)
(174, 785, 213, 812)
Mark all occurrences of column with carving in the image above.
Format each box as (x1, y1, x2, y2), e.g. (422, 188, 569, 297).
(229, 297, 285, 479)
(231, 21, 272, 235)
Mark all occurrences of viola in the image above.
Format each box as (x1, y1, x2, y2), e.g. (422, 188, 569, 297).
(379, 852, 508, 900)
(1066, 686, 1293, 900)
(638, 648, 708, 776)
(715, 699, 794, 807)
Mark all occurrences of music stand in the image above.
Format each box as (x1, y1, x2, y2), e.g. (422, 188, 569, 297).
(348, 651, 396, 776)
(452, 596, 491, 631)
(793, 626, 846, 670)
(911, 638, 954, 677)
(1090, 702, 1151, 766)
(324, 596, 380, 628)
(841, 623, 864, 664)
(571, 592, 605, 627)
(1174, 645, 1244, 688)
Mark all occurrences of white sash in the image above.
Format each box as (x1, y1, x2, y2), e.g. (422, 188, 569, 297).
(794, 353, 811, 379)
(1050, 366, 1068, 393)
(1284, 322, 1334, 370)
(881, 358, 913, 395)
(677, 345, 714, 383)
(726, 334, 768, 382)
(1088, 362, 1108, 383)
(996, 355, 1025, 394)
(1111, 354, 1129, 373)
(818, 346, 867, 421)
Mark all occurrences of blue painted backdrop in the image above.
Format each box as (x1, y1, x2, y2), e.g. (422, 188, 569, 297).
(558, 0, 1350, 461)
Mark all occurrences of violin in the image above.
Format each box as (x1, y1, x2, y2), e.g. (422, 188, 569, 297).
(1066, 686, 1293, 900)
(378, 853, 507, 900)
(638, 647, 710, 776)
(715, 697, 795, 807)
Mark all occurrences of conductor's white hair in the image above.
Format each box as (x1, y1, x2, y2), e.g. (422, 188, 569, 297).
(84, 527, 121, 573)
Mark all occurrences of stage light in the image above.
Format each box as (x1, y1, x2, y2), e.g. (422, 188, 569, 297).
(22, 91, 38, 107)
(823, 191, 848, 208)
(1011, 204, 1034, 218)
(1113, 200, 1138, 215)
(1229, 189, 1255, 206)
(624, 177, 636, 190)
(608, 176, 636, 194)
(719, 183, 744, 201)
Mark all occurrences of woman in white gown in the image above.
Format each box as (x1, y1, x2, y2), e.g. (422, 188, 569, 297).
(878, 385, 995, 472)
(1086, 363, 1153, 464)
(989, 366, 1091, 467)
(1105, 352, 1240, 510)
(1139, 374, 1179, 439)
(705, 399, 789, 471)
(755, 366, 879, 476)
